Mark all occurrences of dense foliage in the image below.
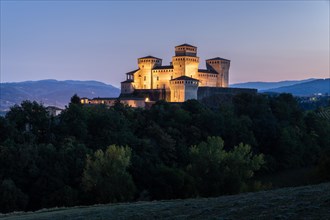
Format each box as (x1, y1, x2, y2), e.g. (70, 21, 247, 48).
(0, 93, 329, 213)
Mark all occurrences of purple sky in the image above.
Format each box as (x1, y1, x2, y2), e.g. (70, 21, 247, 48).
(1, 1, 329, 87)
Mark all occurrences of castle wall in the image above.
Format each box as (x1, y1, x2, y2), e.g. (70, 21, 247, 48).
(152, 69, 173, 90)
(197, 87, 257, 100)
(121, 82, 134, 94)
(169, 80, 198, 102)
(197, 72, 218, 87)
(130, 89, 170, 102)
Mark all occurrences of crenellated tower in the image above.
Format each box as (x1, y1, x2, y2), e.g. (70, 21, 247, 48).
(134, 56, 162, 89)
(172, 44, 200, 79)
(206, 57, 230, 87)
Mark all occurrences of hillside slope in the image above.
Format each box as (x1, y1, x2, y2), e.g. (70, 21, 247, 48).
(1, 182, 329, 220)
(264, 78, 330, 96)
(0, 80, 120, 111)
(230, 78, 316, 90)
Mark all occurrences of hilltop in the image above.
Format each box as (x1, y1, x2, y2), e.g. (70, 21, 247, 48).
(264, 78, 330, 96)
(0, 80, 120, 111)
(1, 182, 329, 220)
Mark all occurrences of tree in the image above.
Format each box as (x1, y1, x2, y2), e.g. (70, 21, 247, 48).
(82, 145, 135, 204)
(70, 94, 81, 105)
(188, 137, 264, 196)
(0, 179, 28, 213)
(5, 101, 50, 143)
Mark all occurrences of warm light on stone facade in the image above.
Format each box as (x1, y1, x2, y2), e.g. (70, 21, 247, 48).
(120, 44, 231, 102)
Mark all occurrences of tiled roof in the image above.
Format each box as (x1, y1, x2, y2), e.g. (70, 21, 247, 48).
(121, 79, 133, 83)
(171, 76, 199, 81)
(138, 55, 161, 59)
(125, 69, 139, 75)
(198, 69, 218, 74)
(153, 65, 173, 70)
(206, 57, 230, 62)
(176, 43, 196, 48)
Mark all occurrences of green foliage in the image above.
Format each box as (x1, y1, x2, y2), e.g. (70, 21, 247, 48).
(317, 148, 330, 181)
(1, 94, 329, 213)
(70, 94, 81, 105)
(0, 179, 28, 213)
(82, 145, 135, 204)
(188, 137, 264, 196)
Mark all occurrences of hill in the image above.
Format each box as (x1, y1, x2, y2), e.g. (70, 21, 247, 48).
(230, 78, 316, 90)
(264, 78, 330, 96)
(1, 182, 329, 219)
(0, 80, 120, 111)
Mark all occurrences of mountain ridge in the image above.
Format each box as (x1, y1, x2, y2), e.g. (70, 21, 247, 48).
(1, 78, 328, 113)
(230, 78, 317, 90)
(0, 79, 120, 111)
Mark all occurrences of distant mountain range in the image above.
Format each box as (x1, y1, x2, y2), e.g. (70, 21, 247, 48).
(1, 78, 329, 113)
(263, 78, 329, 96)
(231, 78, 329, 96)
(230, 78, 317, 90)
(0, 80, 120, 112)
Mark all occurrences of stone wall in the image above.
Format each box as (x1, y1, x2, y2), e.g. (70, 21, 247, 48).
(121, 89, 170, 102)
(197, 87, 257, 100)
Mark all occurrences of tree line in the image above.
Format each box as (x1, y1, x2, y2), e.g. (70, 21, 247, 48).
(0, 93, 329, 213)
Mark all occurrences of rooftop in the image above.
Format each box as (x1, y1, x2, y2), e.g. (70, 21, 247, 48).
(175, 43, 197, 48)
(206, 57, 230, 62)
(153, 65, 174, 70)
(198, 69, 218, 74)
(138, 55, 161, 60)
(171, 76, 199, 81)
(125, 69, 139, 75)
(121, 79, 134, 83)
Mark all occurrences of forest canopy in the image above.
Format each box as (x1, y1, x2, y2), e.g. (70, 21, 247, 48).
(0, 93, 329, 213)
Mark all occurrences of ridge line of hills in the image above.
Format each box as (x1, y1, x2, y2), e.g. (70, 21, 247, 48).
(1, 78, 329, 112)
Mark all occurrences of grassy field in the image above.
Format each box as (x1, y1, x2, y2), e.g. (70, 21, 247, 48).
(1, 182, 329, 220)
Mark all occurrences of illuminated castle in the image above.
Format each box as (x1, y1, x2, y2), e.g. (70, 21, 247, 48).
(120, 44, 230, 102)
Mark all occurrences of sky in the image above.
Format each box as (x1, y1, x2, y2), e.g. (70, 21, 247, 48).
(1, 1, 329, 87)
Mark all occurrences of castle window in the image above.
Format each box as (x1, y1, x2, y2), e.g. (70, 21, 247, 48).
(144, 76, 146, 81)
(157, 76, 159, 81)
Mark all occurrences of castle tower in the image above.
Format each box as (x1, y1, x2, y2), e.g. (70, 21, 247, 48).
(206, 57, 230, 87)
(172, 44, 199, 79)
(135, 56, 162, 89)
(169, 76, 199, 102)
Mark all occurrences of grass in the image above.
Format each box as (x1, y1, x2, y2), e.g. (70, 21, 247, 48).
(1, 182, 330, 220)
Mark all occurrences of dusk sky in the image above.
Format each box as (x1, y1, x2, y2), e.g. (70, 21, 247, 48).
(1, 1, 329, 87)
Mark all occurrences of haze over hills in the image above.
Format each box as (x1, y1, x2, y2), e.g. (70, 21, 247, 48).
(0, 80, 120, 111)
(1, 78, 329, 113)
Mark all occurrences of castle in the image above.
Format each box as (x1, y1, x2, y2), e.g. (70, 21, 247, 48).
(81, 44, 256, 107)
(120, 44, 230, 102)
